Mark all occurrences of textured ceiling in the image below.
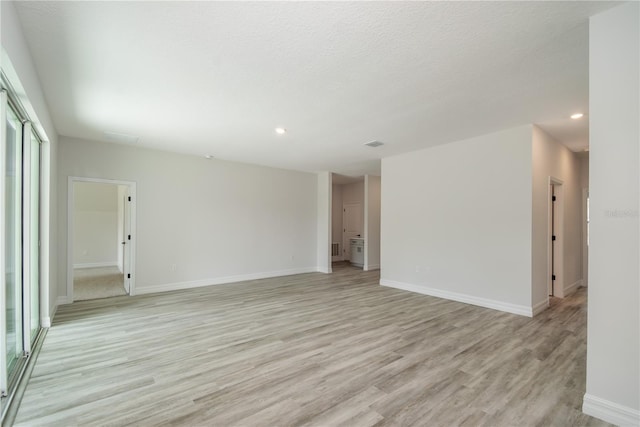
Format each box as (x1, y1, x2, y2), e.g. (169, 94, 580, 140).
(14, 1, 614, 176)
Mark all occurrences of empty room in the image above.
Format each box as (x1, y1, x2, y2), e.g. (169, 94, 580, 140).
(0, 1, 638, 426)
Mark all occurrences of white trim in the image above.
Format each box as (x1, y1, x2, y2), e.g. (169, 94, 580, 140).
(0, 89, 8, 395)
(67, 177, 137, 302)
(364, 264, 380, 271)
(73, 262, 118, 269)
(532, 299, 549, 316)
(364, 175, 369, 269)
(583, 394, 640, 426)
(41, 317, 52, 328)
(22, 121, 33, 354)
(136, 267, 318, 295)
(563, 279, 582, 297)
(317, 266, 332, 274)
(380, 279, 533, 317)
(582, 188, 589, 288)
(56, 296, 71, 306)
(548, 177, 564, 297)
(328, 175, 333, 274)
(41, 303, 58, 328)
(40, 135, 51, 333)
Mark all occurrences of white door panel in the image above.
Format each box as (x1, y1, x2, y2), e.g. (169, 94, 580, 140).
(343, 203, 362, 261)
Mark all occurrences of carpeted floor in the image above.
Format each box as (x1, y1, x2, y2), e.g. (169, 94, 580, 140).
(73, 266, 127, 301)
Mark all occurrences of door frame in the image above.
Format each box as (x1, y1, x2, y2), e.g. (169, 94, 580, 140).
(582, 188, 589, 288)
(67, 176, 137, 302)
(548, 177, 564, 297)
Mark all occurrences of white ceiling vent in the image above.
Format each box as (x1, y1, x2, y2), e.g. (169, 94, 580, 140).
(104, 131, 139, 144)
(364, 140, 384, 148)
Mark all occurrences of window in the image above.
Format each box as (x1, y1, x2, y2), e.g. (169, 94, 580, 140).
(0, 87, 42, 410)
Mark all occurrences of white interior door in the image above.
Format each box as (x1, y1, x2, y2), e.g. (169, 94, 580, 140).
(343, 203, 362, 261)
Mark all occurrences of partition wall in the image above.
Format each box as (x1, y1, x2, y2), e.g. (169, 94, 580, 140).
(0, 78, 43, 415)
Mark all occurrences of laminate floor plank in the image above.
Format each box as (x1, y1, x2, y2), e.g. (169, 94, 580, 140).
(14, 263, 611, 426)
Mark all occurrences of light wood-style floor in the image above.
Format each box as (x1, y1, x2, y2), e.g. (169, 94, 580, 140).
(15, 263, 610, 426)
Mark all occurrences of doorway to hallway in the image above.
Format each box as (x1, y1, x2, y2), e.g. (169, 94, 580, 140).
(67, 177, 136, 302)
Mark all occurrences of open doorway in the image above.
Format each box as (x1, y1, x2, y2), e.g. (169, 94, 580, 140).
(330, 173, 381, 272)
(331, 175, 364, 270)
(67, 177, 136, 302)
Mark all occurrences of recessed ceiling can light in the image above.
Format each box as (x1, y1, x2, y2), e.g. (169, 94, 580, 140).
(205, 154, 214, 159)
(275, 127, 287, 135)
(571, 113, 584, 119)
(364, 140, 384, 148)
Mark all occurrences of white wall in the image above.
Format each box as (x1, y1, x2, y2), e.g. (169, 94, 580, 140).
(584, 3, 640, 425)
(57, 137, 319, 297)
(531, 126, 583, 307)
(316, 172, 331, 273)
(2, 0, 58, 324)
(73, 182, 119, 267)
(364, 175, 381, 270)
(331, 183, 343, 260)
(381, 125, 534, 316)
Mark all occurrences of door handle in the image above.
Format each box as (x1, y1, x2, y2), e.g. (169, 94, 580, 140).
(121, 242, 126, 245)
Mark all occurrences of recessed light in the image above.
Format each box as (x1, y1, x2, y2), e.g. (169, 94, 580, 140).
(275, 127, 287, 135)
(205, 154, 214, 159)
(364, 140, 384, 148)
(571, 113, 584, 119)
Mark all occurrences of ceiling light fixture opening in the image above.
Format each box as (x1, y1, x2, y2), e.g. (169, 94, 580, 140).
(570, 113, 584, 119)
(364, 140, 384, 148)
(205, 154, 214, 159)
(275, 127, 287, 135)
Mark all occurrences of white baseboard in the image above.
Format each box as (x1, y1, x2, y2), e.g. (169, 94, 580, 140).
(136, 267, 318, 295)
(317, 266, 332, 274)
(42, 306, 54, 327)
(364, 264, 380, 271)
(41, 316, 52, 328)
(532, 299, 549, 316)
(73, 262, 117, 269)
(563, 279, 582, 297)
(42, 301, 59, 327)
(583, 393, 640, 426)
(380, 279, 533, 317)
(57, 296, 71, 305)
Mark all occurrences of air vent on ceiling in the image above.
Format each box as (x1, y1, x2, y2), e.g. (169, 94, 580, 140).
(364, 140, 384, 148)
(104, 131, 139, 144)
